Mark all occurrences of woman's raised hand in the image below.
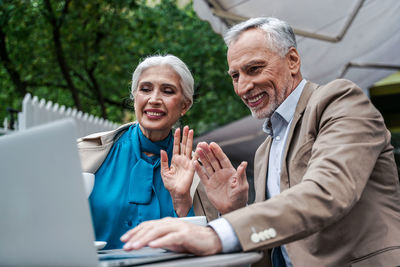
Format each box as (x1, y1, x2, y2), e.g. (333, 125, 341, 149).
(160, 126, 195, 217)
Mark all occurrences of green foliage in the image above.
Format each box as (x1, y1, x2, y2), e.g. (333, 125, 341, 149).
(391, 132, 400, 179)
(0, 0, 249, 134)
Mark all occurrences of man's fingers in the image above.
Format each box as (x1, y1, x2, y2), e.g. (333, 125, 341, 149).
(237, 161, 248, 181)
(122, 221, 162, 250)
(120, 229, 135, 243)
(123, 219, 183, 251)
(192, 151, 199, 162)
(194, 160, 209, 184)
(148, 232, 183, 251)
(120, 220, 147, 243)
(199, 143, 222, 171)
(210, 142, 233, 169)
(196, 148, 215, 175)
(196, 142, 209, 152)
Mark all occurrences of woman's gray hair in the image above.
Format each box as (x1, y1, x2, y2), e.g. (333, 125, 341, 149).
(130, 54, 194, 109)
(224, 17, 297, 57)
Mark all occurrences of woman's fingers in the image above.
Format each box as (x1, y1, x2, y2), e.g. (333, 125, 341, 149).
(174, 126, 194, 158)
(181, 126, 189, 155)
(185, 129, 194, 158)
(160, 150, 170, 176)
(173, 128, 181, 155)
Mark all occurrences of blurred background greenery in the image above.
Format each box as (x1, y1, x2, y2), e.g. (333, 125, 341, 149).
(370, 71, 400, 177)
(0, 0, 250, 135)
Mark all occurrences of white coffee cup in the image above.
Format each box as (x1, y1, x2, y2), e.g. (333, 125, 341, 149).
(82, 172, 95, 198)
(178, 216, 207, 226)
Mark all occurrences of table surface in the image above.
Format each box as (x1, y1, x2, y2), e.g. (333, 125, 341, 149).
(138, 251, 263, 267)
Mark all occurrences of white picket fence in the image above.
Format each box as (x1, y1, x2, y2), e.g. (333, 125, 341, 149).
(17, 93, 119, 137)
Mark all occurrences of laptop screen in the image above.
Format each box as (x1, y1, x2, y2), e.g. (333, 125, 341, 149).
(0, 119, 98, 266)
(0, 119, 192, 267)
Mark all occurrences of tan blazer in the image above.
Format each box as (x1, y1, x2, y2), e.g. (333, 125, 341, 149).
(77, 122, 218, 222)
(223, 80, 400, 266)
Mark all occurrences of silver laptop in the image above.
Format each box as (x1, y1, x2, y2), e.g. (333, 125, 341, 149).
(0, 119, 189, 266)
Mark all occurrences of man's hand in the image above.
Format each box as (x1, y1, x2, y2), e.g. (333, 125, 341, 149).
(195, 142, 249, 214)
(160, 126, 195, 217)
(120, 218, 222, 256)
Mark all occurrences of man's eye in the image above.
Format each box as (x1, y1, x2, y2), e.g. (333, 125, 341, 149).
(231, 74, 239, 82)
(248, 66, 260, 73)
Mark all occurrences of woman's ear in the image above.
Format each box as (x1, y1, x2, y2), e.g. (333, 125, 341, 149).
(286, 47, 301, 76)
(180, 99, 191, 116)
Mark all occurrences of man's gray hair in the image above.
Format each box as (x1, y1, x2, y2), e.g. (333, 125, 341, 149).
(131, 54, 194, 109)
(224, 17, 297, 57)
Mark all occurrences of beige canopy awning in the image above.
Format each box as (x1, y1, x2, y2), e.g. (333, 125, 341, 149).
(193, 0, 400, 188)
(193, 0, 400, 92)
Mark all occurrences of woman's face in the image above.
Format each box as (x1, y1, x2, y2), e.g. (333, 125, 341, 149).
(134, 65, 190, 141)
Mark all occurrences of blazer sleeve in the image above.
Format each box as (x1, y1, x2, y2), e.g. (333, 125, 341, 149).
(193, 181, 219, 221)
(222, 79, 393, 251)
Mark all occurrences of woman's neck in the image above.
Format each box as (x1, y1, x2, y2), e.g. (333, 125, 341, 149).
(139, 124, 170, 142)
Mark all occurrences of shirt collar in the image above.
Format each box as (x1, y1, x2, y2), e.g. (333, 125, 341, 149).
(263, 79, 307, 134)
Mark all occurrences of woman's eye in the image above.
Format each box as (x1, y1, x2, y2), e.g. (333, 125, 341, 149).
(139, 87, 151, 92)
(163, 88, 175, 94)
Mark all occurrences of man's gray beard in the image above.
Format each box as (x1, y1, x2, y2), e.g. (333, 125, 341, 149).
(249, 85, 289, 120)
(250, 101, 277, 120)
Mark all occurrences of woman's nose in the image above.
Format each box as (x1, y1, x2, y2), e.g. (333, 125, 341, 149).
(148, 90, 162, 104)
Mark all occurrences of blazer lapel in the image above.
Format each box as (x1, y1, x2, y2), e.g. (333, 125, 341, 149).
(254, 135, 272, 202)
(280, 82, 318, 189)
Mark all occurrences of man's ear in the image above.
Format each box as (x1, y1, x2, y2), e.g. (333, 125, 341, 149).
(286, 47, 301, 76)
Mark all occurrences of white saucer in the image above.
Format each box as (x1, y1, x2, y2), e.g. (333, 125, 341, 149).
(94, 241, 107, 250)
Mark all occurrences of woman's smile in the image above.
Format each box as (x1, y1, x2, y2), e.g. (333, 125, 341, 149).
(144, 109, 166, 119)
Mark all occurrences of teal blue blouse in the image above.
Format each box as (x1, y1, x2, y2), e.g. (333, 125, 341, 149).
(89, 124, 194, 249)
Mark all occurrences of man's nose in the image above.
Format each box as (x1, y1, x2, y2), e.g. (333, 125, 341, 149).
(236, 76, 254, 97)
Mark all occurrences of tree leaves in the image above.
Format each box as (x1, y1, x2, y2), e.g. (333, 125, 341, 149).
(0, 0, 249, 134)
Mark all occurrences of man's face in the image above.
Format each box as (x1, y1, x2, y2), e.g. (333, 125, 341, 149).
(227, 28, 296, 119)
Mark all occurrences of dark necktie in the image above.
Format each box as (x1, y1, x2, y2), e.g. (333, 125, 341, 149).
(271, 246, 287, 267)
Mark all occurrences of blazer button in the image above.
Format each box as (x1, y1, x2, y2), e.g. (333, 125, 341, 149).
(251, 232, 260, 243)
(262, 229, 272, 240)
(258, 232, 265, 241)
(268, 228, 277, 238)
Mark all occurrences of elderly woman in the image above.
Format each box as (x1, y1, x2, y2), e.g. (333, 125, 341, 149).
(77, 55, 217, 249)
